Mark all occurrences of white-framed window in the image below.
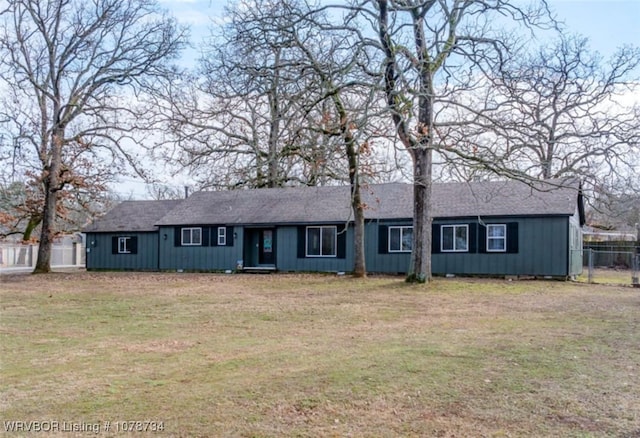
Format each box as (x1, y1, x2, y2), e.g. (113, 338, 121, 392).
(118, 237, 131, 254)
(306, 226, 337, 257)
(217, 227, 226, 246)
(181, 227, 202, 246)
(441, 225, 468, 252)
(389, 226, 413, 252)
(487, 224, 506, 252)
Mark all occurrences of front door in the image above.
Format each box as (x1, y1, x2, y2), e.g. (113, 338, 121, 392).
(258, 229, 275, 265)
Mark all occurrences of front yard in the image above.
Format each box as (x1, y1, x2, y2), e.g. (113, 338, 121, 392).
(1, 272, 638, 436)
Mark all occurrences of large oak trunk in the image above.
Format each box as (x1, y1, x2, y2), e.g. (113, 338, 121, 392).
(407, 148, 433, 283)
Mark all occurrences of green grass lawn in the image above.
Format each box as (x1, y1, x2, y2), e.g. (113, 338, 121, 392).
(1, 272, 639, 437)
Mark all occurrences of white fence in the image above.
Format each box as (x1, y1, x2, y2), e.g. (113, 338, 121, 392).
(0, 243, 85, 272)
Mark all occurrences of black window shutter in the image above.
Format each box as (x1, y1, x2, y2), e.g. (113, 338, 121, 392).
(130, 236, 138, 254)
(337, 227, 347, 259)
(507, 222, 519, 253)
(209, 227, 217, 246)
(378, 225, 388, 254)
(226, 226, 234, 246)
(174, 227, 182, 246)
(202, 227, 209, 247)
(297, 226, 306, 258)
(468, 223, 478, 253)
(112, 236, 118, 254)
(478, 224, 487, 253)
(431, 224, 441, 254)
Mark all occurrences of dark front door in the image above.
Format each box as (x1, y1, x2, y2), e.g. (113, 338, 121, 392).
(258, 229, 275, 265)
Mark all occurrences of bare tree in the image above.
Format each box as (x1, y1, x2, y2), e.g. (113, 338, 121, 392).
(282, 1, 389, 277)
(365, 0, 550, 283)
(0, 0, 187, 272)
(158, 0, 393, 276)
(487, 35, 639, 189)
(154, 0, 328, 190)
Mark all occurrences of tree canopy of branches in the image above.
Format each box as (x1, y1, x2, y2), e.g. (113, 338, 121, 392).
(158, 0, 395, 276)
(364, 0, 551, 283)
(439, 34, 640, 193)
(0, 0, 187, 272)
(156, 0, 327, 189)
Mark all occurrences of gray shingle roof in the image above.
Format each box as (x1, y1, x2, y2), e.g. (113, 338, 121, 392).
(152, 180, 579, 226)
(83, 200, 183, 233)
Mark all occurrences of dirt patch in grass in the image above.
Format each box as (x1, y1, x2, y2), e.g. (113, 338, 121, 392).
(2, 272, 639, 436)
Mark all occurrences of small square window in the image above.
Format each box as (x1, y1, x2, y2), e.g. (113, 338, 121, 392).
(217, 227, 226, 246)
(389, 226, 413, 252)
(487, 224, 506, 252)
(181, 227, 202, 246)
(306, 226, 336, 257)
(118, 237, 130, 254)
(441, 225, 468, 252)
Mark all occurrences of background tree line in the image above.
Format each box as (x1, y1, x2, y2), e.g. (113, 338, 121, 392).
(1, 0, 638, 278)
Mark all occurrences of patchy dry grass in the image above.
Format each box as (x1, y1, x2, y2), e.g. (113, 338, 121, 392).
(1, 272, 639, 437)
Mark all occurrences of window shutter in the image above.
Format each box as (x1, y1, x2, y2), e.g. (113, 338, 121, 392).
(468, 223, 478, 253)
(202, 227, 210, 247)
(297, 226, 306, 258)
(507, 222, 519, 253)
(226, 226, 234, 246)
(337, 227, 347, 259)
(478, 224, 487, 254)
(431, 224, 441, 254)
(112, 236, 118, 254)
(174, 227, 181, 246)
(208, 227, 216, 246)
(378, 225, 388, 254)
(130, 236, 138, 254)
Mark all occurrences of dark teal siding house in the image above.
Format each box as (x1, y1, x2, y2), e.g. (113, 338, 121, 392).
(84, 200, 181, 271)
(84, 180, 585, 278)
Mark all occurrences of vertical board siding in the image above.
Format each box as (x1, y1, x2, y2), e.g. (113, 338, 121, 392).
(158, 226, 243, 271)
(276, 226, 354, 273)
(365, 220, 412, 274)
(365, 217, 570, 276)
(88, 216, 572, 277)
(430, 217, 569, 277)
(568, 211, 584, 276)
(86, 232, 159, 270)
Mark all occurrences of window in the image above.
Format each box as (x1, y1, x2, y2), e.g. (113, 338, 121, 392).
(181, 227, 202, 246)
(112, 236, 137, 255)
(217, 227, 226, 246)
(441, 225, 468, 252)
(306, 226, 337, 257)
(118, 237, 131, 254)
(486, 224, 506, 252)
(389, 226, 413, 252)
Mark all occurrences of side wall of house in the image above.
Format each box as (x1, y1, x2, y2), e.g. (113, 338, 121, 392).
(432, 217, 569, 277)
(568, 210, 584, 277)
(365, 216, 571, 276)
(157, 226, 243, 271)
(85, 232, 159, 271)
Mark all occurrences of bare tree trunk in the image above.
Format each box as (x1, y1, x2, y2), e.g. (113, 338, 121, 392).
(333, 96, 366, 277)
(34, 132, 63, 273)
(267, 47, 282, 188)
(22, 215, 41, 242)
(408, 149, 432, 283)
(347, 137, 366, 278)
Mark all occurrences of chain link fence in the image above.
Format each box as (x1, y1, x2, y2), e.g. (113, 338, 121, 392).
(582, 241, 639, 286)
